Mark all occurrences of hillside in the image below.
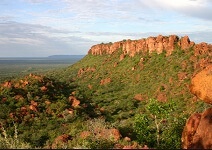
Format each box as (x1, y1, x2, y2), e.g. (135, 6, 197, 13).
(0, 35, 211, 149)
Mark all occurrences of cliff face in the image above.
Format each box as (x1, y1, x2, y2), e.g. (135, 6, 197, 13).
(88, 35, 212, 57)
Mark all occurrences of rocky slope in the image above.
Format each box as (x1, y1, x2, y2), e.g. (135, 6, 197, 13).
(83, 34, 212, 149)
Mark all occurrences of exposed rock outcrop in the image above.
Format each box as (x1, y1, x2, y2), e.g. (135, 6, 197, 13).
(182, 64, 212, 149)
(88, 35, 211, 57)
(156, 92, 167, 102)
(100, 78, 111, 85)
(69, 95, 80, 108)
(190, 64, 212, 104)
(194, 42, 212, 56)
(182, 108, 212, 149)
(29, 100, 38, 112)
(3, 81, 12, 88)
(134, 94, 144, 101)
(77, 67, 96, 77)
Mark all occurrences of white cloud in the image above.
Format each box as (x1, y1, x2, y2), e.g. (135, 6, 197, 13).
(140, 0, 212, 20)
(0, 37, 44, 45)
(0, 22, 96, 57)
(0, 0, 211, 57)
(60, 0, 212, 21)
(22, 0, 52, 4)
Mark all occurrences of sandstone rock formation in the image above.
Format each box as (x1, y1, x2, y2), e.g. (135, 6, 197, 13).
(100, 78, 111, 85)
(3, 81, 12, 88)
(134, 94, 144, 101)
(40, 86, 48, 92)
(194, 42, 212, 56)
(182, 64, 212, 149)
(190, 64, 212, 104)
(156, 92, 167, 102)
(77, 67, 96, 77)
(69, 95, 80, 108)
(29, 100, 38, 112)
(88, 35, 211, 57)
(182, 108, 212, 149)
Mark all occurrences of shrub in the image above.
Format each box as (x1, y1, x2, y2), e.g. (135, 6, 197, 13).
(82, 118, 116, 149)
(133, 99, 186, 149)
(0, 124, 31, 149)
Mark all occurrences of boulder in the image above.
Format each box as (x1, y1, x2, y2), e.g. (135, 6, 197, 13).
(182, 108, 212, 149)
(100, 78, 111, 85)
(190, 64, 212, 104)
(156, 92, 167, 102)
(134, 94, 144, 101)
(29, 105, 37, 112)
(40, 86, 48, 92)
(3, 81, 12, 88)
(69, 96, 80, 108)
(29, 100, 38, 112)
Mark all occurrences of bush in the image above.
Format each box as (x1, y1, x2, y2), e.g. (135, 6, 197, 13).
(133, 99, 186, 149)
(0, 124, 31, 149)
(82, 118, 116, 149)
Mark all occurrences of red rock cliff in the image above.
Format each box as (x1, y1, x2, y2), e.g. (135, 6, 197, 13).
(88, 35, 212, 57)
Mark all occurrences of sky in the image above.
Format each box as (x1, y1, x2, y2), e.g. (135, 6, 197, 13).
(0, 0, 212, 57)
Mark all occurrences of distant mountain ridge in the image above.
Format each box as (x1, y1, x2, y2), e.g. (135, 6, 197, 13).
(48, 55, 85, 59)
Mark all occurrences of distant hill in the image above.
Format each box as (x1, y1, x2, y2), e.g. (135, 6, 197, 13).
(48, 55, 85, 59)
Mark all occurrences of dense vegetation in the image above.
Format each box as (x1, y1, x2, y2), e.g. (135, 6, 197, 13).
(0, 46, 210, 148)
(0, 56, 83, 82)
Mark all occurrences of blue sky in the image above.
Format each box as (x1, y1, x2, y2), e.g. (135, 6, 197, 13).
(0, 0, 212, 57)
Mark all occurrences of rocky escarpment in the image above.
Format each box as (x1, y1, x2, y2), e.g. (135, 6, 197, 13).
(88, 34, 212, 149)
(88, 35, 212, 57)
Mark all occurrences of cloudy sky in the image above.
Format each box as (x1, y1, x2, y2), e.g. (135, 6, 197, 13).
(0, 0, 212, 57)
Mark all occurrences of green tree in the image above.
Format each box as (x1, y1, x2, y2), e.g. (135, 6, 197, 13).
(134, 99, 185, 149)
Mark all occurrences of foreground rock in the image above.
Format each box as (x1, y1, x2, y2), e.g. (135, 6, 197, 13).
(190, 64, 212, 104)
(182, 108, 212, 149)
(182, 64, 212, 149)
